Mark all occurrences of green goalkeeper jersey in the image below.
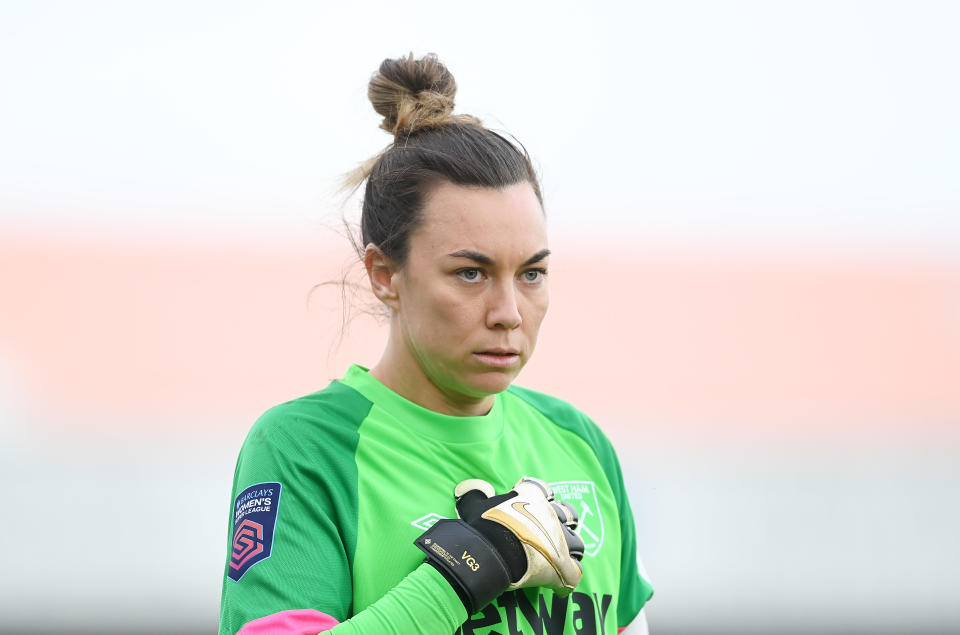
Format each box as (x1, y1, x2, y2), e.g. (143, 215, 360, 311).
(219, 364, 653, 634)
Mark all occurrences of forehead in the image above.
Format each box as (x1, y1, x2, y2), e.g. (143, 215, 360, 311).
(412, 181, 547, 258)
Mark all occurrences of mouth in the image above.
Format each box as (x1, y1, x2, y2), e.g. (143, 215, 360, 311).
(473, 349, 521, 368)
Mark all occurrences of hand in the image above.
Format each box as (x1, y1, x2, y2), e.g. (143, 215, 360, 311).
(414, 476, 584, 614)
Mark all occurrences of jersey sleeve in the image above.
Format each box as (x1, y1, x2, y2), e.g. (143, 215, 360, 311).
(562, 411, 655, 626)
(218, 401, 360, 634)
(218, 390, 468, 635)
(601, 437, 655, 627)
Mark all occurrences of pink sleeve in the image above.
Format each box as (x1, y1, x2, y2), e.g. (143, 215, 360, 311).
(236, 608, 340, 634)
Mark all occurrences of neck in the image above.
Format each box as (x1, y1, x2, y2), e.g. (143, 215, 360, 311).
(370, 330, 495, 417)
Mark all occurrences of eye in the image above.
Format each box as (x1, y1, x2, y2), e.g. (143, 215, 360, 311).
(521, 268, 547, 283)
(456, 268, 485, 283)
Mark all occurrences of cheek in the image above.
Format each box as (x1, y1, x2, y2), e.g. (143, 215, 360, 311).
(406, 287, 482, 347)
(523, 290, 550, 331)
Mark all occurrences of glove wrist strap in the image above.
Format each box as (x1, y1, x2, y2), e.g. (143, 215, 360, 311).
(414, 519, 511, 615)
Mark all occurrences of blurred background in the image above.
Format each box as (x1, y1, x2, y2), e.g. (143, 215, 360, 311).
(1, 1, 958, 633)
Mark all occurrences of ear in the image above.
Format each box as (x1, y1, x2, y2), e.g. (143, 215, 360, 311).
(364, 243, 400, 311)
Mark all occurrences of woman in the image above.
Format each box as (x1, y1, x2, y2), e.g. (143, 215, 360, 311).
(219, 53, 654, 635)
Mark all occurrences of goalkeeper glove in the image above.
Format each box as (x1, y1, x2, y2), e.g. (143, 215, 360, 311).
(414, 476, 584, 615)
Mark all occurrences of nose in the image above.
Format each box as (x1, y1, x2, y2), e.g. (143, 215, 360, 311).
(486, 279, 522, 330)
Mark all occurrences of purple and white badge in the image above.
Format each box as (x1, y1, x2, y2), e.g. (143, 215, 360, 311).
(228, 482, 281, 581)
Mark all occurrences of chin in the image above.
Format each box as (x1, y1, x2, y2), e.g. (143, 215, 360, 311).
(466, 369, 520, 396)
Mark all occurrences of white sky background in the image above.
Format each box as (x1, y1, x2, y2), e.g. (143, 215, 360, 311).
(1, 0, 958, 252)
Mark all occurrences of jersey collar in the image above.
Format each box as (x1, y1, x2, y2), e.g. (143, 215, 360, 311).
(339, 364, 505, 444)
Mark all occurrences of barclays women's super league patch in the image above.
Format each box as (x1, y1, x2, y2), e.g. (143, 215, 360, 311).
(228, 482, 281, 581)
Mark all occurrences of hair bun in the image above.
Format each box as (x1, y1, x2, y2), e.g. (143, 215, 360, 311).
(368, 53, 477, 136)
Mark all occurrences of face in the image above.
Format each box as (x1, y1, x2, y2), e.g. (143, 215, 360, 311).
(385, 180, 549, 409)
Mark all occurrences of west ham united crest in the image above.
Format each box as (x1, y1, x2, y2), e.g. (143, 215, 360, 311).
(550, 480, 604, 557)
(229, 482, 281, 581)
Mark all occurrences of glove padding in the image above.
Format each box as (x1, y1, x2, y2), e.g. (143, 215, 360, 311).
(456, 477, 584, 593)
(414, 476, 584, 615)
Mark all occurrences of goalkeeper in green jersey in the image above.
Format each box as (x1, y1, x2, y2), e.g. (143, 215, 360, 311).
(219, 52, 653, 635)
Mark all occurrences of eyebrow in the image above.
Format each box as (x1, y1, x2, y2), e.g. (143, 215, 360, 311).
(447, 248, 551, 267)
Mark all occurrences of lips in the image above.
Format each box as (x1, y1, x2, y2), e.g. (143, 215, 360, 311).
(478, 348, 519, 356)
(473, 349, 521, 368)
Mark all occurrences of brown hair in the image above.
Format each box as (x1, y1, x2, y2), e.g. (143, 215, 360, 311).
(344, 52, 543, 267)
